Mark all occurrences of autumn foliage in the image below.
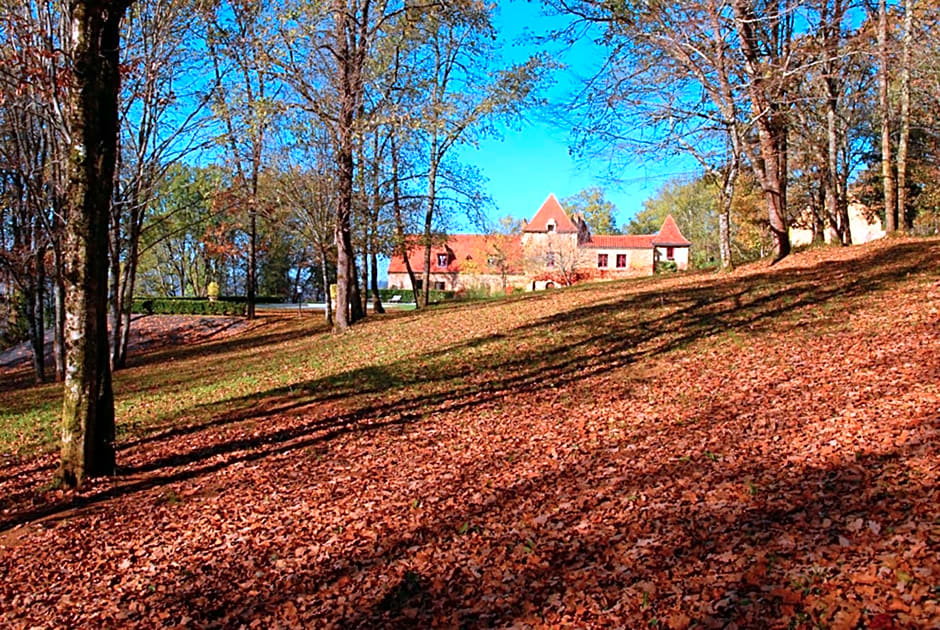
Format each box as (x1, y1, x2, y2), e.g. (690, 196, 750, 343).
(0, 238, 938, 628)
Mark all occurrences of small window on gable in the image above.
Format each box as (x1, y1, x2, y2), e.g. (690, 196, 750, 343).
(666, 246, 675, 260)
(546, 220, 555, 233)
(597, 253, 608, 268)
(616, 254, 627, 268)
(437, 253, 448, 267)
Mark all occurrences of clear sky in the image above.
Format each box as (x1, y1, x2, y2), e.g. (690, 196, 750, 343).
(456, 0, 698, 230)
(377, 1, 699, 282)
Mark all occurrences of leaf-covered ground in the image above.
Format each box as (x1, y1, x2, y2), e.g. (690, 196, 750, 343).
(1, 239, 938, 629)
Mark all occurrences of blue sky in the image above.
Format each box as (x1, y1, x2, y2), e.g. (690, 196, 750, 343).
(377, 1, 699, 282)
(455, 0, 698, 231)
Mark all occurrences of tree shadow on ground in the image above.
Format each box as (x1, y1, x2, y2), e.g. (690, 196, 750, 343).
(116, 240, 937, 462)
(146, 395, 938, 627)
(0, 242, 936, 553)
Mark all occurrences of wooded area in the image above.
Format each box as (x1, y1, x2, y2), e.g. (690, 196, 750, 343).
(0, 238, 937, 627)
(0, 2, 938, 624)
(0, 1, 938, 490)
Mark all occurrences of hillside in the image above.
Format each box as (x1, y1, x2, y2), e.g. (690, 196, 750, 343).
(0, 239, 938, 628)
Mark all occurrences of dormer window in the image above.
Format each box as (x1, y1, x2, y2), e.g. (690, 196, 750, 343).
(546, 220, 555, 233)
(437, 253, 448, 267)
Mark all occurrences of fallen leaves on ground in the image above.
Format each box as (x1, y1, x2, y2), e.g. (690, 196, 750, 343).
(0, 238, 938, 629)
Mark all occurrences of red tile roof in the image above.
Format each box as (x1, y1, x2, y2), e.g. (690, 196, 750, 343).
(652, 214, 692, 246)
(523, 194, 578, 233)
(584, 215, 690, 249)
(388, 233, 524, 274)
(583, 234, 656, 249)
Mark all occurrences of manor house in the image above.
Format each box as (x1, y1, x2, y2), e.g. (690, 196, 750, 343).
(387, 194, 690, 293)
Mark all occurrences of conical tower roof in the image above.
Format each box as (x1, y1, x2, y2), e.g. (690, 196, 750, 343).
(653, 214, 691, 246)
(523, 194, 578, 233)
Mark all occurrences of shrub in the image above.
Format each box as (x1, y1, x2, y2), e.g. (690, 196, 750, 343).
(377, 288, 455, 303)
(219, 295, 286, 304)
(656, 261, 678, 274)
(132, 298, 246, 316)
(207, 281, 220, 301)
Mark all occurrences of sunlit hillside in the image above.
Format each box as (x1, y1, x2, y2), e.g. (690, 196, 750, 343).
(1, 238, 938, 628)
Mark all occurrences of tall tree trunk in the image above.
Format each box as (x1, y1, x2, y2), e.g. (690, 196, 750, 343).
(320, 249, 332, 328)
(247, 201, 257, 319)
(825, 83, 850, 245)
(348, 250, 364, 321)
(731, 0, 791, 263)
(59, 0, 128, 488)
(370, 249, 384, 313)
(390, 134, 420, 303)
(29, 240, 46, 383)
(717, 176, 734, 271)
(115, 205, 142, 369)
(360, 242, 369, 314)
(108, 198, 122, 368)
(50, 208, 66, 381)
(421, 148, 438, 308)
(368, 133, 385, 314)
(53, 266, 65, 381)
(879, 0, 897, 232)
(896, 0, 912, 231)
(332, 0, 354, 332)
(821, 0, 850, 246)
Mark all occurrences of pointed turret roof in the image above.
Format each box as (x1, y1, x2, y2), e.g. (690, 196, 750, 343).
(523, 193, 578, 233)
(652, 214, 691, 246)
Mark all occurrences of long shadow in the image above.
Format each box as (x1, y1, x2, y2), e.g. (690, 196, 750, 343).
(0, 241, 936, 536)
(121, 320, 317, 372)
(103, 240, 940, 473)
(145, 240, 937, 448)
(144, 397, 938, 627)
(118, 240, 938, 457)
(0, 410, 421, 533)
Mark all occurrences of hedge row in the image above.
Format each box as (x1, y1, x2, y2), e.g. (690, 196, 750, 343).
(132, 298, 247, 316)
(134, 295, 285, 304)
(376, 288, 455, 303)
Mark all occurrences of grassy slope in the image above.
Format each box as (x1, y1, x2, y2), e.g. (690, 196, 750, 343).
(0, 238, 938, 628)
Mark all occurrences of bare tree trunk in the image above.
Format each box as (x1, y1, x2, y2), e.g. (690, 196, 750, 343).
(369, 135, 385, 314)
(53, 267, 65, 380)
(115, 207, 141, 368)
(716, 160, 737, 271)
(421, 148, 438, 308)
(29, 239, 46, 383)
(50, 208, 66, 381)
(247, 202, 256, 319)
(880, 0, 897, 232)
(731, 0, 791, 263)
(108, 199, 122, 368)
(360, 243, 369, 315)
(370, 249, 384, 313)
(753, 117, 790, 262)
(320, 249, 332, 328)
(59, 0, 128, 488)
(897, 0, 912, 231)
(331, 0, 356, 332)
(390, 134, 420, 304)
(820, 0, 850, 246)
(348, 250, 364, 321)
